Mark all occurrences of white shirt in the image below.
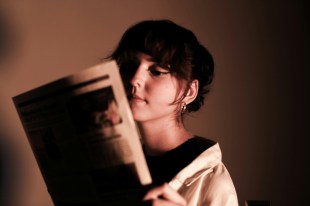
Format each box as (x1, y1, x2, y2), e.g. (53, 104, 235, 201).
(169, 143, 238, 206)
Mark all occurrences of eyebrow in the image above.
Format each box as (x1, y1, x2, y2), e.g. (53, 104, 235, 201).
(136, 52, 155, 61)
(137, 53, 170, 70)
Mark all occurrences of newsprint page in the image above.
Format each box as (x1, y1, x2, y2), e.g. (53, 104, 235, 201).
(13, 61, 152, 206)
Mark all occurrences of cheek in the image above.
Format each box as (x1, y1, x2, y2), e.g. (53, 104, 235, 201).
(148, 84, 178, 105)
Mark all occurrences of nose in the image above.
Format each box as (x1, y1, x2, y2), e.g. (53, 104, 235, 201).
(130, 64, 145, 89)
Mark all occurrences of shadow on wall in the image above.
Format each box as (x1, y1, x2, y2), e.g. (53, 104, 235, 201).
(0, 8, 16, 63)
(0, 6, 19, 206)
(0, 127, 18, 206)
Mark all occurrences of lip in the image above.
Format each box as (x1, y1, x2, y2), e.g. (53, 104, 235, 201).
(130, 94, 146, 103)
(132, 94, 144, 101)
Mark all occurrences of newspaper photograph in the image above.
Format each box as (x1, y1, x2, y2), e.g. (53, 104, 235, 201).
(13, 61, 152, 205)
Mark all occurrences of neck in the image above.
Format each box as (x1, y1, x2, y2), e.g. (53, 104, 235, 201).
(137, 117, 192, 156)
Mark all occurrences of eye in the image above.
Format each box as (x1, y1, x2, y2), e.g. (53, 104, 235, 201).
(148, 65, 171, 77)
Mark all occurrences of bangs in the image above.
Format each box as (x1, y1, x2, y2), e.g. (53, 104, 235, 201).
(111, 20, 192, 75)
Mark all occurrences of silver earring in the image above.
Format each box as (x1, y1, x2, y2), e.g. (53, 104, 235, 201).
(181, 103, 187, 113)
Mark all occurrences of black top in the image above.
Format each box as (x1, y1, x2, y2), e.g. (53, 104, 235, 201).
(144, 136, 215, 186)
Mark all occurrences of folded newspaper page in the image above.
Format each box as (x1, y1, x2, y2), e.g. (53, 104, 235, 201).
(13, 61, 152, 206)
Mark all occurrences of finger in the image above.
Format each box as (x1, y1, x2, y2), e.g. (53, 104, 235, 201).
(143, 183, 172, 200)
(143, 183, 187, 206)
(160, 183, 187, 206)
(147, 198, 183, 206)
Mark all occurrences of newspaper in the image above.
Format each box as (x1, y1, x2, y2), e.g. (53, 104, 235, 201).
(13, 61, 152, 206)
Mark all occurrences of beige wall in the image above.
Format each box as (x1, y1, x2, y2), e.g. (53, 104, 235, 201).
(1, 1, 308, 205)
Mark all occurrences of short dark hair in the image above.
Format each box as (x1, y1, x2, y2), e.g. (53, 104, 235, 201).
(108, 19, 214, 112)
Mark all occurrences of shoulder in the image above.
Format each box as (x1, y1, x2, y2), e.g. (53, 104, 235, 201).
(202, 163, 239, 205)
(170, 142, 238, 205)
(205, 163, 237, 195)
(197, 143, 238, 206)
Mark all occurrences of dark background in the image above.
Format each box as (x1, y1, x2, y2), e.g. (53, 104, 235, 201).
(1, 1, 309, 205)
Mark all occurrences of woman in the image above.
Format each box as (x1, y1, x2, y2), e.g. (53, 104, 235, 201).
(108, 19, 238, 206)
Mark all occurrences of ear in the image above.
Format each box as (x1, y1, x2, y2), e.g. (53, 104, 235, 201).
(184, 80, 199, 104)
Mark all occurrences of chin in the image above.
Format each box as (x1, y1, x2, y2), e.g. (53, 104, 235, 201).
(132, 113, 151, 123)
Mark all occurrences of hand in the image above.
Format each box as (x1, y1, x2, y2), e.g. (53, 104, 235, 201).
(143, 183, 187, 206)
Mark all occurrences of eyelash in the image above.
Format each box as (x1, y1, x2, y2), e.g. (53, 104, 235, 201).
(148, 65, 171, 77)
(121, 61, 170, 77)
